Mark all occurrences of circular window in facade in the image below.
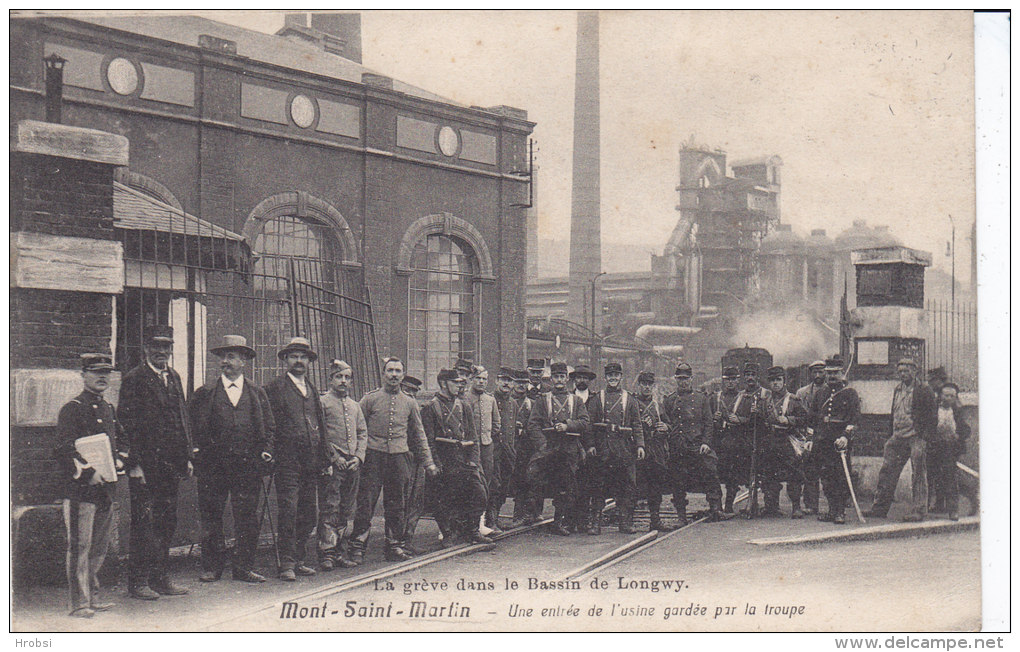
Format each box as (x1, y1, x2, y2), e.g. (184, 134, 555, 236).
(437, 126, 459, 157)
(107, 57, 139, 95)
(290, 94, 316, 128)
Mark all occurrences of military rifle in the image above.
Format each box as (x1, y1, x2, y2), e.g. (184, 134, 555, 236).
(746, 389, 763, 519)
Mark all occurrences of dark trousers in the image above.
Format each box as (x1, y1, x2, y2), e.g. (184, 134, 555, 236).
(639, 460, 672, 519)
(434, 466, 488, 537)
(128, 476, 179, 588)
(351, 450, 413, 552)
(275, 465, 318, 569)
(802, 452, 821, 511)
(197, 467, 262, 572)
(403, 462, 428, 545)
(318, 463, 360, 562)
(670, 452, 722, 510)
(927, 441, 960, 513)
(577, 457, 606, 527)
(760, 436, 805, 509)
(873, 436, 928, 517)
(488, 443, 515, 525)
(63, 498, 114, 612)
(527, 449, 579, 517)
(717, 435, 752, 489)
(816, 442, 850, 516)
(603, 462, 637, 525)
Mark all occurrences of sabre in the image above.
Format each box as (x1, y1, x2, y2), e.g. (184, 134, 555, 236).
(839, 449, 866, 524)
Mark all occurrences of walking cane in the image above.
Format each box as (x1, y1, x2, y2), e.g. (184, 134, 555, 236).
(839, 449, 866, 524)
(257, 474, 281, 569)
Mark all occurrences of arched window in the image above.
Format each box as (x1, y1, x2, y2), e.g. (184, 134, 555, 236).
(251, 214, 346, 384)
(407, 234, 480, 388)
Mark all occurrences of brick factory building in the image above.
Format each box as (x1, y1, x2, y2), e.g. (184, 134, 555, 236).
(10, 13, 533, 533)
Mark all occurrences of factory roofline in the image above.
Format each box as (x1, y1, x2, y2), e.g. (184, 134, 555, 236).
(50, 13, 529, 120)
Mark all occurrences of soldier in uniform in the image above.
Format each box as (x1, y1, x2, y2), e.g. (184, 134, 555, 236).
(525, 362, 591, 536)
(570, 364, 603, 533)
(760, 366, 810, 518)
(400, 375, 431, 554)
(318, 360, 367, 570)
(54, 353, 126, 617)
(189, 335, 275, 584)
(352, 358, 438, 562)
(634, 371, 674, 531)
(489, 367, 519, 531)
(806, 355, 861, 525)
(710, 366, 748, 513)
(117, 325, 194, 600)
(465, 365, 501, 535)
(421, 369, 494, 546)
(526, 358, 549, 400)
(588, 362, 645, 534)
(795, 360, 827, 514)
(264, 337, 330, 580)
(510, 369, 538, 526)
(662, 362, 726, 525)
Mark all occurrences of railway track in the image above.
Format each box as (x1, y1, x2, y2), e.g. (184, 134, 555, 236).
(206, 492, 749, 630)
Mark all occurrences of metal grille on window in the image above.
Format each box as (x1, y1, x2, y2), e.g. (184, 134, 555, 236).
(407, 234, 480, 390)
(115, 181, 379, 397)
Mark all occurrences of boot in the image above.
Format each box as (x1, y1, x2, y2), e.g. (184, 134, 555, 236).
(723, 487, 735, 513)
(706, 496, 729, 522)
(551, 510, 571, 536)
(762, 491, 783, 517)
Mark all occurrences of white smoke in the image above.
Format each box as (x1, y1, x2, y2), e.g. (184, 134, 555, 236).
(728, 308, 836, 366)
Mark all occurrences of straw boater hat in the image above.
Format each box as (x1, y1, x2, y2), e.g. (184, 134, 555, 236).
(277, 336, 318, 361)
(210, 334, 256, 359)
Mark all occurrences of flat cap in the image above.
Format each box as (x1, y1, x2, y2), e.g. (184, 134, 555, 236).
(570, 364, 597, 380)
(808, 360, 826, 370)
(637, 371, 656, 384)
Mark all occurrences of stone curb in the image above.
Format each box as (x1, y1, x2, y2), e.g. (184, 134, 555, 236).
(747, 516, 979, 546)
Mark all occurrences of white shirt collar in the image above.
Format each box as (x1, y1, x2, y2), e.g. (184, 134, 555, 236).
(575, 388, 590, 402)
(288, 372, 308, 394)
(221, 374, 244, 391)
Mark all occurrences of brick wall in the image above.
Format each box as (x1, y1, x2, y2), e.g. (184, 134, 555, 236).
(10, 290, 113, 370)
(10, 153, 116, 239)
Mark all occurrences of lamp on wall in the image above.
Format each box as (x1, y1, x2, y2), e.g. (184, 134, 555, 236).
(43, 53, 66, 124)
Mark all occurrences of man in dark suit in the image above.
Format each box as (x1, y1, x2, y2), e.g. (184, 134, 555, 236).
(264, 337, 330, 581)
(188, 335, 275, 584)
(117, 325, 194, 600)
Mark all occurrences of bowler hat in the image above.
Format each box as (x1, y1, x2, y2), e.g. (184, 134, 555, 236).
(549, 362, 569, 375)
(145, 325, 174, 344)
(637, 371, 655, 384)
(766, 365, 786, 381)
(570, 364, 597, 380)
(210, 334, 256, 359)
(81, 353, 114, 372)
(278, 336, 318, 362)
(604, 362, 623, 375)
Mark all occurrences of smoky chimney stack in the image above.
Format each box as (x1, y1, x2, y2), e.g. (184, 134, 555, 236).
(44, 53, 66, 124)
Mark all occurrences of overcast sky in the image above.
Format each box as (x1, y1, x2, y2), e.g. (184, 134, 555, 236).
(202, 10, 975, 282)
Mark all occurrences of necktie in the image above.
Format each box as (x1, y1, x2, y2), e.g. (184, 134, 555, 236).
(160, 370, 169, 387)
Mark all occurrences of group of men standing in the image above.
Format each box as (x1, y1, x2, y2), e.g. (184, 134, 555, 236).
(52, 328, 973, 619)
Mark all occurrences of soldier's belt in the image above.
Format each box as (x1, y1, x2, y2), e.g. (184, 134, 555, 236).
(436, 437, 475, 446)
(593, 423, 633, 433)
(542, 427, 582, 437)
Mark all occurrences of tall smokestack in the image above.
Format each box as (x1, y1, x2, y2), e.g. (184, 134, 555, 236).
(567, 11, 601, 331)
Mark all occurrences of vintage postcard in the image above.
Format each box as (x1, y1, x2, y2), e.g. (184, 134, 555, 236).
(8, 9, 1007, 639)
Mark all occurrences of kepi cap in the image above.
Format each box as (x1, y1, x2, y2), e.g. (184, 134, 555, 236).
(766, 365, 786, 380)
(549, 362, 569, 375)
(526, 358, 545, 371)
(674, 362, 693, 377)
(81, 353, 114, 372)
(637, 371, 655, 384)
(437, 368, 459, 383)
(145, 325, 174, 344)
(604, 362, 623, 375)
(722, 365, 740, 378)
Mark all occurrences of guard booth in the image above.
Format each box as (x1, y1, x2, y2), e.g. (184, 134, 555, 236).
(846, 245, 931, 459)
